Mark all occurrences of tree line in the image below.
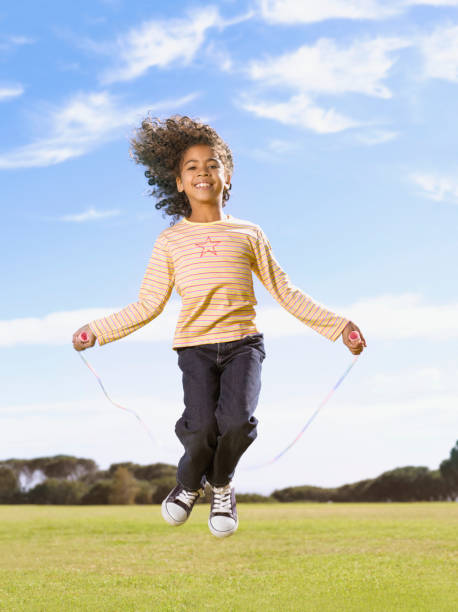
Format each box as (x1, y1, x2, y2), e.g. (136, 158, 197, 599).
(0, 440, 456, 504)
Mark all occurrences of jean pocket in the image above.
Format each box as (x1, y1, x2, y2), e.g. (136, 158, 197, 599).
(245, 334, 266, 361)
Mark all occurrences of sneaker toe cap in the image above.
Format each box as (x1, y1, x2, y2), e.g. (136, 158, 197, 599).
(162, 501, 188, 525)
(209, 515, 237, 537)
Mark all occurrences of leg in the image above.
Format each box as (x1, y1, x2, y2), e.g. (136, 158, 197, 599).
(206, 333, 266, 487)
(174, 344, 220, 490)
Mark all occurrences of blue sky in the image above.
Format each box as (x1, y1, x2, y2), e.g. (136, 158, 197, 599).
(1, 0, 458, 494)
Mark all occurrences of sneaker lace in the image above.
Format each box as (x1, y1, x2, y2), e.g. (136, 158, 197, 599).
(212, 484, 232, 514)
(176, 488, 201, 508)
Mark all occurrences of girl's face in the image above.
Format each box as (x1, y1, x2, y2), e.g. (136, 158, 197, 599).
(176, 144, 231, 207)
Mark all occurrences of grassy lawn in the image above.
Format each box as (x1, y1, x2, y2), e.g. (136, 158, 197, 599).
(0, 503, 456, 611)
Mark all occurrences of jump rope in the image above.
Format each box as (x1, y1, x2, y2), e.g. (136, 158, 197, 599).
(77, 330, 362, 469)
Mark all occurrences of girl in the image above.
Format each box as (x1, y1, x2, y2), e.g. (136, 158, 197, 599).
(72, 115, 366, 538)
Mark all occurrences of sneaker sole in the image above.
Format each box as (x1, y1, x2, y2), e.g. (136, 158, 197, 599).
(208, 517, 239, 538)
(161, 499, 187, 526)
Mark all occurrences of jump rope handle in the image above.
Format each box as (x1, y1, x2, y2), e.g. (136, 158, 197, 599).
(79, 332, 89, 343)
(348, 330, 361, 343)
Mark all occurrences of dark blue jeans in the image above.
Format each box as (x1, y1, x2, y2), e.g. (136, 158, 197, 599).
(174, 333, 266, 490)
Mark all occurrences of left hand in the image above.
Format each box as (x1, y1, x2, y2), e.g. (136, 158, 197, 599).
(72, 324, 96, 351)
(341, 321, 366, 355)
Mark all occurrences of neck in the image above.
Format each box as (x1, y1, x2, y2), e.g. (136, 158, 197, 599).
(186, 204, 226, 223)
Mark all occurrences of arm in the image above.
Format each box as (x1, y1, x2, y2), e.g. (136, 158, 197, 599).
(250, 227, 349, 342)
(87, 236, 175, 346)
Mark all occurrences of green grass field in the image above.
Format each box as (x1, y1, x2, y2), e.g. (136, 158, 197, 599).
(0, 503, 456, 611)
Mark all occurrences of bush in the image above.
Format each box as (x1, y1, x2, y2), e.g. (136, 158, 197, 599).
(108, 467, 140, 505)
(108, 462, 177, 481)
(364, 466, 449, 502)
(236, 493, 277, 503)
(80, 480, 114, 505)
(272, 485, 335, 503)
(27, 479, 89, 505)
(440, 440, 458, 498)
(0, 466, 19, 503)
(134, 480, 155, 504)
(150, 477, 177, 504)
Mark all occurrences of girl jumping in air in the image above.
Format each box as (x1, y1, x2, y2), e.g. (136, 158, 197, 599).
(72, 115, 366, 538)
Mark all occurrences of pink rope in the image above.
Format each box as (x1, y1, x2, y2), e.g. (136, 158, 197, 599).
(244, 355, 359, 470)
(78, 332, 156, 447)
(77, 331, 362, 467)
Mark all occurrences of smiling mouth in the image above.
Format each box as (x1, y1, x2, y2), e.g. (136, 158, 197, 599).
(194, 182, 212, 189)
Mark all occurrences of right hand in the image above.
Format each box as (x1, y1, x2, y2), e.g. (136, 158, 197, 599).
(341, 321, 367, 355)
(72, 324, 96, 351)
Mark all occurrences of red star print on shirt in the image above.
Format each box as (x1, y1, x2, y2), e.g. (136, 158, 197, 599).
(195, 236, 221, 257)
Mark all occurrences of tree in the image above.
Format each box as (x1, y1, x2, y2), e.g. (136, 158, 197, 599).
(81, 481, 113, 505)
(27, 479, 89, 504)
(107, 462, 176, 481)
(150, 477, 178, 504)
(369, 467, 449, 501)
(440, 440, 458, 498)
(44, 456, 97, 481)
(134, 480, 155, 504)
(0, 465, 19, 502)
(108, 467, 140, 504)
(2, 455, 98, 491)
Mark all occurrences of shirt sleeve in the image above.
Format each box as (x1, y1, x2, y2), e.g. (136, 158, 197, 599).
(250, 227, 348, 342)
(88, 236, 175, 346)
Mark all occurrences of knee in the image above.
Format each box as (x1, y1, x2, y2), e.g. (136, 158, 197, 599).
(175, 416, 218, 448)
(219, 415, 258, 442)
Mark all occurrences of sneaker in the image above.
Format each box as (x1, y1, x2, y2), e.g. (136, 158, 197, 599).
(161, 484, 203, 526)
(208, 482, 238, 538)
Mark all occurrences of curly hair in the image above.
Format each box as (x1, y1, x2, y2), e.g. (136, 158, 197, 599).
(129, 115, 234, 225)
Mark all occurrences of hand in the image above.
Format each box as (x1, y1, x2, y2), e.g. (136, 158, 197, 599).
(342, 321, 366, 355)
(72, 324, 96, 351)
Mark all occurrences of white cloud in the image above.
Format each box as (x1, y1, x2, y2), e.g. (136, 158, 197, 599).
(0, 396, 181, 466)
(99, 6, 223, 84)
(239, 93, 360, 133)
(93, 6, 254, 84)
(267, 139, 300, 154)
(355, 129, 399, 145)
(346, 293, 458, 340)
(257, 293, 458, 341)
(418, 24, 458, 82)
(0, 304, 181, 348)
(0, 309, 120, 348)
(0, 85, 24, 101)
(0, 35, 34, 52)
(248, 138, 301, 163)
(2, 293, 458, 348)
(240, 35, 409, 133)
(0, 90, 198, 169)
(258, 0, 401, 24)
(258, 0, 458, 23)
(406, 0, 458, 6)
(248, 36, 409, 98)
(205, 41, 234, 72)
(6, 35, 35, 45)
(59, 208, 121, 222)
(363, 367, 456, 399)
(409, 171, 458, 203)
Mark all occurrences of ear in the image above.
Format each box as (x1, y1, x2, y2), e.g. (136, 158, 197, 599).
(176, 175, 184, 193)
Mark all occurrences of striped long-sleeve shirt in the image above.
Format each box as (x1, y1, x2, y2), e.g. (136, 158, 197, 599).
(89, 214, 349, 349)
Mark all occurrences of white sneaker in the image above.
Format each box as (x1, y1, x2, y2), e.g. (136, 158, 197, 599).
(161, 484, 203, 526)
(208, 482, 238, 538)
